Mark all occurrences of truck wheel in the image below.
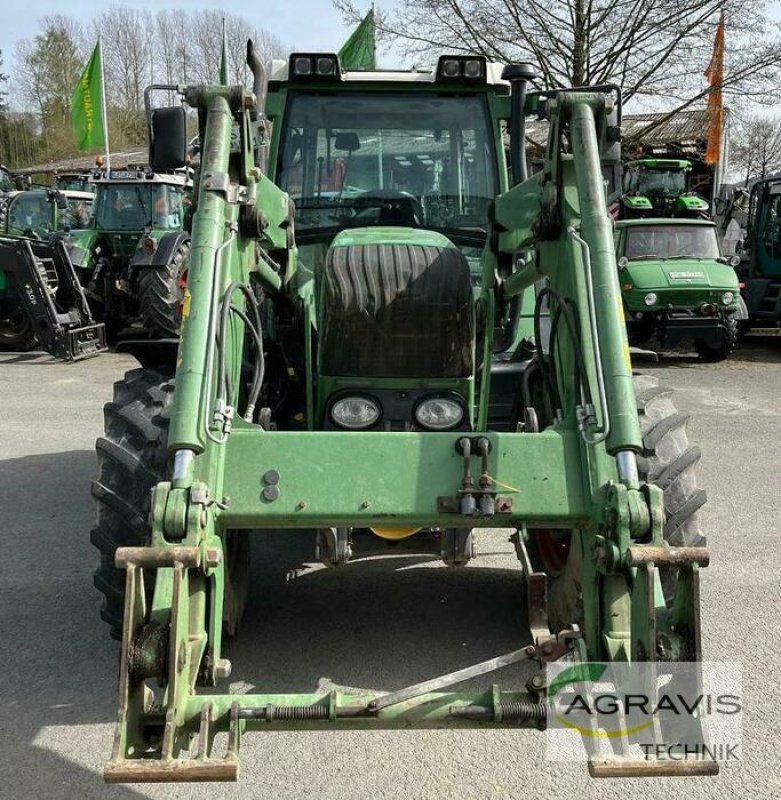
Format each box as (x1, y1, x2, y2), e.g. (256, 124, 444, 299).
(543, 374, 706, 629)
(0, 312, 37, 351)
(137, 240, 189, 338)
(695, 314, 737, 362)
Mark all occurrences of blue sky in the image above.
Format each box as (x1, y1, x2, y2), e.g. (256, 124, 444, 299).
(0, 1, 396, 75)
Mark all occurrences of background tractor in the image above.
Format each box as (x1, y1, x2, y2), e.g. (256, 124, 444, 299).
(614, 158, 710, 219)
(66, 165, 192, 340)
(0, 186, 98, 353)
(615, 218, 744, 360)
(734, 176, 781, 328)
(0, 165, 191, 360)
(92, 47, 715, 782)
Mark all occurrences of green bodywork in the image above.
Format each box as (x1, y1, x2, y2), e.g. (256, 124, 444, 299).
(105, 63, 709, 782)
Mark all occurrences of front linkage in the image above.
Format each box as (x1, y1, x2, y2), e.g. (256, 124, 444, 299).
(105, 74, 714, 781)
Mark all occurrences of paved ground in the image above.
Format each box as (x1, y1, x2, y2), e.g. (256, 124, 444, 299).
(0, 339, 779, 800)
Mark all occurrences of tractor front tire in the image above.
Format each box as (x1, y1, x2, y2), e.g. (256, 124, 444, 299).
(91, 368, 174, 639)
(544, 374, 706, 630)
(137, 240, 189, 338)
(0, 313, 37, 351)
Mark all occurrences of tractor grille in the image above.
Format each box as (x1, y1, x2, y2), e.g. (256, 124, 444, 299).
(319, 242, 474, 378)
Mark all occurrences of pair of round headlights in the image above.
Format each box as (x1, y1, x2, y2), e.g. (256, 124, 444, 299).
(330, 395, 465, 431)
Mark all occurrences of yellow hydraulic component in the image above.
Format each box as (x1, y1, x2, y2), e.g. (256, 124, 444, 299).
(370, 526, 422, 540)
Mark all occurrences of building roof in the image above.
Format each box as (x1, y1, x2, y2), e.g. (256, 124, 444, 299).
(525, 108, 712, 158)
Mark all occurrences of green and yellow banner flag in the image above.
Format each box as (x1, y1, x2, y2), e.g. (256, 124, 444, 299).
(71, 42, 105, 151)
(339, 8, 376, 70)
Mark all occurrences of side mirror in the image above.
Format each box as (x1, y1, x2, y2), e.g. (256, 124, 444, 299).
(617, 256, 628, 268)
(149, 106, 188, 171)
(730, 254, 741, 267)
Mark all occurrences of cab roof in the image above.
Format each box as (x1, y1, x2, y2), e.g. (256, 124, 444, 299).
(615, 218, 716, 229)
(269, 55, 510, 88)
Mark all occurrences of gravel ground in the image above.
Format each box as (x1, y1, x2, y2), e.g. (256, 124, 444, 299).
(0, 337, 778, 800)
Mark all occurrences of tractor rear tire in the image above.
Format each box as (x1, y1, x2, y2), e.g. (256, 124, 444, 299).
(0, 313, 37, 351)
(137, 240, 189, 338)
(91, 368, 174, 639)
(544, 374, 706, 630)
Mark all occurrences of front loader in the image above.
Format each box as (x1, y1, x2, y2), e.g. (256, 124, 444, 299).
(93, 46, 716, 782)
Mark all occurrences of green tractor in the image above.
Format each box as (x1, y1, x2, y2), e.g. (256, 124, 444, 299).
(94, 47, 717, 782)
(615, 218, 744, 360)
(0, 186, 99, 353)
(615, 159, 710, 219)
(66, 166, 192, 340)
(735, 176, 781, 328)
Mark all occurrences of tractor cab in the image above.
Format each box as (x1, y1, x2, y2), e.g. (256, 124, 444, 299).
(268, 55, 506, 278)
(67, 167, 190, 270)
(3, 188, 94, 239)
(266, 54, 512, 432)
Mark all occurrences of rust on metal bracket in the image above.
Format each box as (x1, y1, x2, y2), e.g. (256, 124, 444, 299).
(627, 546, 710, 568)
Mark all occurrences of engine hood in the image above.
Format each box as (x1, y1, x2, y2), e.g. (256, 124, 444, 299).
(329, 226, 458, 250)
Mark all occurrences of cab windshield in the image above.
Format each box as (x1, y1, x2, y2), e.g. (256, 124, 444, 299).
(626, 167, 686, 196)
(277, 92, 498, 243)
(94, 183, 183, 231)
(623, 225, 720, 260)
(62, 196, 94, 229)
(7, 194, 51, 234)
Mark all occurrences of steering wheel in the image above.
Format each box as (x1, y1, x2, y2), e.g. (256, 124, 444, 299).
(351, 189, 424, 227)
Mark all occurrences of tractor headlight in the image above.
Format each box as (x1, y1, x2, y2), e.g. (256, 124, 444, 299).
(316, 56, 336, 76)
(414, 396, 465, 431)
(293, 57, 312, 76)
(644, 292, 658, 306)
(330, 396, 381, 430)
(721, 291, 734, 305)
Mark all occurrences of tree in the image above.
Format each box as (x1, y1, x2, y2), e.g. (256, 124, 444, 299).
(4, 9, 289, 167)
(335, 1, 781, 113)
(731, 115, 781, 185)
(14, 16, 85, 160)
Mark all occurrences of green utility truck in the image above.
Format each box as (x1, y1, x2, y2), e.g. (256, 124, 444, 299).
(615, 218, 743, 360)
(0, 187, 96, 351)
(94, 48, 716, 782)
(615, 159, 709, 219)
